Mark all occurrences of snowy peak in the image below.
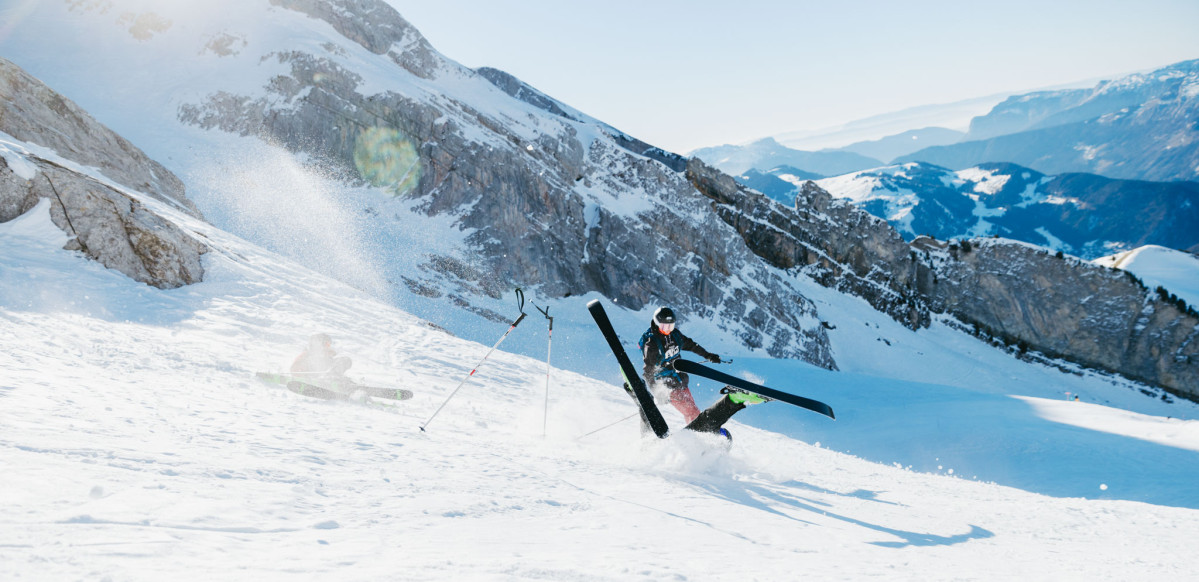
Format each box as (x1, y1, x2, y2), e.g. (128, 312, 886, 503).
(270, 0, 444, 78)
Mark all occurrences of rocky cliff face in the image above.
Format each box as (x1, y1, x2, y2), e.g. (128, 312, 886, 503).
(172, 0, 1199, 394)
(0, 58, 198, 217)
(688, 161, 931, 331)
(695, 165, 1198, 398)
(177, 0, 835, 366)
(0, 58, 205, 289)
(918, 238, 1199, 398)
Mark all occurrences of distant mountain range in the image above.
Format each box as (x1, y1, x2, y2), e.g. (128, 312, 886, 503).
(698, 59, 1199, 184)
(895, 60, 1199, 182)
(807, 162, 1199, 259)
(689, 137, 883, 177)
(834, 127, 964, 165)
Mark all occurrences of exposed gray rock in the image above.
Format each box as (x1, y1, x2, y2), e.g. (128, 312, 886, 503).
(269, 0, 442, 78)
(920, 238, 1199, 398)
(0, 154, 206, 289)
(177, 30, 835, 366)
(0, 57, 206, 289)
(696, 164, 1198, 397)
(0, 57, 199, 217)
(177, 0, 1197, 396)
(475, 67, 581, 123)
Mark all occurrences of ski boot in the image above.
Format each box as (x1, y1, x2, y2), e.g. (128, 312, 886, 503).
(720, 386, 770, 405)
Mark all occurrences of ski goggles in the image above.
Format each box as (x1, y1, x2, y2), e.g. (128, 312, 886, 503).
(657, 322, 675, 334)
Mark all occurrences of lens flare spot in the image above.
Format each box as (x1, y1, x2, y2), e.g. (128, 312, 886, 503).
(353, 127, 422, 196)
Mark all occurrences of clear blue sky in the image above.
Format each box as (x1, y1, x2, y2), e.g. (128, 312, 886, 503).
(390, 1, 1199, 153)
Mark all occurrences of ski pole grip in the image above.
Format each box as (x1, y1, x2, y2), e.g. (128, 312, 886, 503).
(513, 312, 528, 327)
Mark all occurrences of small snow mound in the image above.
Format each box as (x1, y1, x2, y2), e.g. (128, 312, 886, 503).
(0, 137, 40, 181)
(0, 198, 70, 246)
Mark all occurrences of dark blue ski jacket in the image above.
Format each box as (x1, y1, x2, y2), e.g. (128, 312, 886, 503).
(639, 325, 713, 384)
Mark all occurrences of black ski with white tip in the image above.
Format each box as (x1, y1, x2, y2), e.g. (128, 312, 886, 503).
(587, 300, 670, 438)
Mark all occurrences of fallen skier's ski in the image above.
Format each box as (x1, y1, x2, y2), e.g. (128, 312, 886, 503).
(255, 372, 413, 407)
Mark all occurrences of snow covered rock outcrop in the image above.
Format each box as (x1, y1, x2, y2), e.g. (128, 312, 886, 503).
(919, 238, 1199, 398)
(0, 57, 197, 216)
(688, 159, 1198, 397)
(0, 58, 205, 289)
(688, 160, 931, 331)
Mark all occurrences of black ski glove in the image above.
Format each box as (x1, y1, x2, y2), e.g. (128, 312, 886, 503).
(706, 353, 721, 363)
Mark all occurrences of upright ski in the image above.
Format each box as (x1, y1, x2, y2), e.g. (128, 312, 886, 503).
(673, 359, 835, 420)
(587, 300, 670, 438)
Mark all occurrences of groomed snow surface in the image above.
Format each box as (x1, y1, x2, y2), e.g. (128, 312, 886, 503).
(4, 190, 1199, 580)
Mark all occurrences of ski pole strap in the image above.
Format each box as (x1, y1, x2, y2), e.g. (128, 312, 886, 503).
(514, 287, 526, 314)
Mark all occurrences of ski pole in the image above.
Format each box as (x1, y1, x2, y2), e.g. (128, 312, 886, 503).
(420, 289, 527, 432)
(535, 303, 553, 437)
(576, 411, 640, 440)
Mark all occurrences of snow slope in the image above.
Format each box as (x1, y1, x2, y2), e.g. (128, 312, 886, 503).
(1094, 245, 1199, 308)
(5, 158, 1199, 579)
(0, 0, 806, 371)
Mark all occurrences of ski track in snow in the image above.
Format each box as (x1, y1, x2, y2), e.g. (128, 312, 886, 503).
(4, 196, 1199, 580)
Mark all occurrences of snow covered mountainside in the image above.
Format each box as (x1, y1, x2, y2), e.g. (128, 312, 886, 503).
(0, 0, 841, 370)
(3, 0, 1197, 403)
(810, 162, 1199, 259)
(697, 60, 1199, 183)
(5, 163, 1199, 579)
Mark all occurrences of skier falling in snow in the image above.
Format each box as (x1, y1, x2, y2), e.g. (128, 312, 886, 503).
(292, 332, 354, 388)
(638, 307, 770, 439)
(275, 333, 412, 402)
(639, 307, 720, 423)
